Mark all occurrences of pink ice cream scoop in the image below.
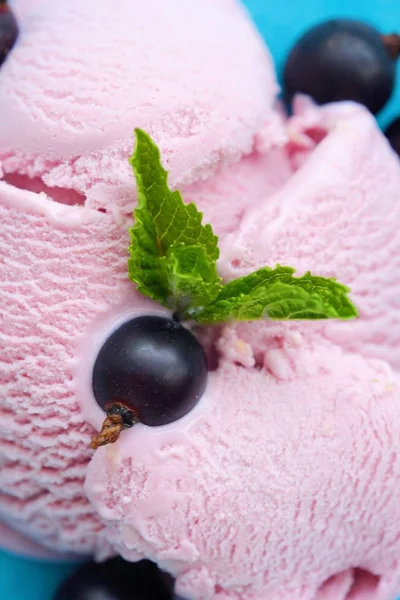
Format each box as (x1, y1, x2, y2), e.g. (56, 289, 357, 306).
(1, 1, 400, 600)
(85, 103, 400, 600)
(0, 0, 285, 558)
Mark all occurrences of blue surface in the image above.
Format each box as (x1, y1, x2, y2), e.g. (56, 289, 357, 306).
(1, 2, 400, 600)
(0, 550, 76, 600)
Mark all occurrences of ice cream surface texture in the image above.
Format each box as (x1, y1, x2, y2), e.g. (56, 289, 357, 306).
(1, 1, 400, 600)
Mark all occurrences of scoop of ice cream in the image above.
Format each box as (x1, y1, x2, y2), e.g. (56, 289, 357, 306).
(0, 0, 284, 556)
(86, 348, 400, 600)
(84, 103, 400, 600)
(1, 0, 283, 210)
(219, 97, 400, 371)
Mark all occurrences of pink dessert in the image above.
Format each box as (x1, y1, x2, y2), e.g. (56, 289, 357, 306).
(1, 0, 400, 599)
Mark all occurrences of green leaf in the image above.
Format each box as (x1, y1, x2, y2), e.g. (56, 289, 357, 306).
(193, 265, 359, 323)
(128, 129, 221, 308)
(165, 245, 222, 309)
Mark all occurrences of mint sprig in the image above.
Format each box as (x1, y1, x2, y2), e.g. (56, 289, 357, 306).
(128, 130, 358, 323)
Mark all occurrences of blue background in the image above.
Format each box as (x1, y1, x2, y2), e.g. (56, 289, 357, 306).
(2, 1, 400, 599)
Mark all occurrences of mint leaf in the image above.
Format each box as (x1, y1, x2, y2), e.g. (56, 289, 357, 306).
(193, 265, 359, 323)
(128, 129, 222, 309)
(165, 245, 222, 308)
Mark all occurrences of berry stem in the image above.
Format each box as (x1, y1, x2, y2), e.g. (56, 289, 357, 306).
(383, 34, 400, 60)
(90, 414, 125, 449)
(90, 402, 140, 449)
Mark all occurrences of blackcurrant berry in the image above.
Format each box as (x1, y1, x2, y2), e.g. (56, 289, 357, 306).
(385, 117, 400, 156)
(0, 2, 18, 67)
(92, 316, 207, 441)
(53, 557, 174, 600)
(283, 20, 400, 115)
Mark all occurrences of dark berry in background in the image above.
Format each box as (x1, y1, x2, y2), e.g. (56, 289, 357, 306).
(93, 315, 208, 427)
(0, 1, 18, 67)
(385, 117, 400, 156)
(283, 20, 400, 115)
(53, 557, 176, 600)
